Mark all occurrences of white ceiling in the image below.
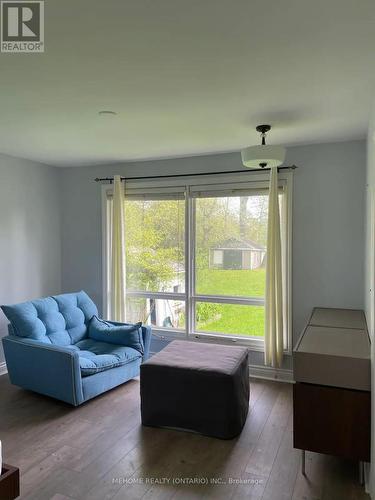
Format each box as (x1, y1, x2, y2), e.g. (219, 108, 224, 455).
(0, 0, 374, 167)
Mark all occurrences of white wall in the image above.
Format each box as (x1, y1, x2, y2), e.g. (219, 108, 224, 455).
(0, 154, 61, 364)
(59, 139, 366, 368)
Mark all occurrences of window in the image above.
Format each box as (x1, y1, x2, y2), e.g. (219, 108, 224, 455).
(124, 197, 186, 331)
(103, 172, 292, 351)
(194, 193, 268, 339)
(125, 198, 185, 294)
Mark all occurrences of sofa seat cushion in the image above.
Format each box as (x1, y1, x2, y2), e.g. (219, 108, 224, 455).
(73, 339, 142, 377)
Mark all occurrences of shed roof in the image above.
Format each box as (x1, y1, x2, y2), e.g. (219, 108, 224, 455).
(211, 237, 266, 251)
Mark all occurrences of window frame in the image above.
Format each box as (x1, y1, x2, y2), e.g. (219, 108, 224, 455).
(102, 170, 293, 353)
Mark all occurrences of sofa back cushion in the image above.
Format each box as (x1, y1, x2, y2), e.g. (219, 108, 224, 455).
(1, 291, 98, 346)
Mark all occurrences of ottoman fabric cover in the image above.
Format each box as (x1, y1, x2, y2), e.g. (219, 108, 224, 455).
(140, 340, 249, 439)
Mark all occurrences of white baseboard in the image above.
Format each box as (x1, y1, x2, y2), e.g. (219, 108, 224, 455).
(249, 364, 294, 383)
(0, 362, 7, 376)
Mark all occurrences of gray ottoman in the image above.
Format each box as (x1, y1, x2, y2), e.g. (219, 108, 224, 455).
(140, 340, 249, 439)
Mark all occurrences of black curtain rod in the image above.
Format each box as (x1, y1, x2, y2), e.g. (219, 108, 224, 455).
(94, 165, 297, 183)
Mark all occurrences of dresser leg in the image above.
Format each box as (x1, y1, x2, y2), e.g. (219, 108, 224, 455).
(359, 461, 364, 485)
(301, 450, 306, 475)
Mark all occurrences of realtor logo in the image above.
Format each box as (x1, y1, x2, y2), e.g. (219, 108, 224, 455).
(1, 1, 44, 52)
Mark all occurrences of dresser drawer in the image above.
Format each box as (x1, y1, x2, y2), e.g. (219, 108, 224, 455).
(293, 382, 370, 462)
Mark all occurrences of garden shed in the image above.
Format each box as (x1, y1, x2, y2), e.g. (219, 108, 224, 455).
(209, 238, 266, 270)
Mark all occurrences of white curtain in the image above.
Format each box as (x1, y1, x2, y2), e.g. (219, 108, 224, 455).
(110, 175, 126, 322)
(264, 167, 284, 368)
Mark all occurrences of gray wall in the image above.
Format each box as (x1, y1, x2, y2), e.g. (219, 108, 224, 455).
(0, 154, 61, 364)
(290, 141, 365, 337)
(365, 105, 375, 496)
(59, 139, 366, 368)
(365, 110, 375, 337)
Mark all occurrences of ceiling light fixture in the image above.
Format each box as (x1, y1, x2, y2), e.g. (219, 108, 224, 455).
(241, 124, 286, 169)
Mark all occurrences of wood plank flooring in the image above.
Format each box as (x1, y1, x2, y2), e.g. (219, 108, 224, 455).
(0, 375, 369, 500)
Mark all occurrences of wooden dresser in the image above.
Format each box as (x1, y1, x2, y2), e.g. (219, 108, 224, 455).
(293, 308, 371, 476)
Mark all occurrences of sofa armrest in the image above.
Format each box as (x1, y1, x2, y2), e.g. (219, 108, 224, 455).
(106, 321, 152, 361)
(2, 335, 84, 406)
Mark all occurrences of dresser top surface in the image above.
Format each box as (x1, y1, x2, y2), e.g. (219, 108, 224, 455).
(309, 307, 367, 330)
(297, 325, 370, 359)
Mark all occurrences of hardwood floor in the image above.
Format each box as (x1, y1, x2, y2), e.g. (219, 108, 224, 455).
(0, 375, 369, 500)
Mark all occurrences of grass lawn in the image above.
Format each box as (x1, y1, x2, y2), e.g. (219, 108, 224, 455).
(195, 268, 266, 337)
(196, 268, 265, 297)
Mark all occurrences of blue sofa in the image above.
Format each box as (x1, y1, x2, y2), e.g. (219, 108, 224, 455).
(1, 291, 151, 406)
